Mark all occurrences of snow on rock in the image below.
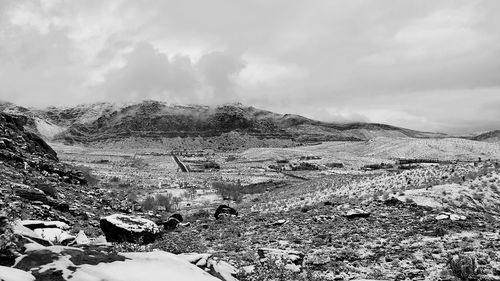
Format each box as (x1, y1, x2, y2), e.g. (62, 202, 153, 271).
(344, 208, 371, 219)
(12, 221, 47, 241)
(100, 214, 160, 244)
(435, 214, 449, 220)
(19, 220, 70, 230)
(258, 248, 305, 266)
(101, 214, 159, 233)
(178, 253, 212, 264)
(178, 253, 239, 281)
(208, 260, 239, 281)
(70, 251, 221, 281)
(12, 243, 224, 281)
(0, 266, 35, 281)
(33, 228, 74, 244)
(12, 221, 53, 246)
(72, 230, 90, 245)
(89, 235, 109, 245)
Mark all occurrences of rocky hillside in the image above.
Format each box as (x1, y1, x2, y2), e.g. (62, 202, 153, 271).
(0, 112, 93, 223)
(472, 130, 500, 143)
(1, 101, 445, 148)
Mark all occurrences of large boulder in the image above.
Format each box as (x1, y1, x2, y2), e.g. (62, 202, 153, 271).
(214, 205, 238, 219)
(163, 214, 183, 231)
(100, 214, 160, 244)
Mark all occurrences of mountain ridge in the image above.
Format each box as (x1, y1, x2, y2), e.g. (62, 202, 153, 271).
(1, 100, 449, 148)
(471, 130, 500, 142)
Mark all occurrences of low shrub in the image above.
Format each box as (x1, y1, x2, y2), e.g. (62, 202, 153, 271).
(0, 215, 20, 266)
(188, 209, 211, 222)
(449, 254, 477, 281)
(141, 196, 156, 211)
(36, 183, 58, 198)
(110, 176, 120, 183)
(73, 165, 100, 186)
(151, 231, 207, 254)
(213, 181, 243, 203)
(140, 193, 179, 212)
(235, 257, 330, 281)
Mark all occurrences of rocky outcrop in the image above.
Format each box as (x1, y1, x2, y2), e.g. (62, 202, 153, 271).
(0, 113, 57, 161)
(100, 214, 160, 244)
(214, 205, 238, 219)
(0, 111, 94, 231)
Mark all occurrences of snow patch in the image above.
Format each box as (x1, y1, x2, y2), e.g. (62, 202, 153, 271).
(102, 214, 159, 233)
(20, 220, 70, 230)
(0, 266, 35, 281)
(70, 251, 220, 281)
(34, 118, 65, 139)
(33, 228, 74, 243)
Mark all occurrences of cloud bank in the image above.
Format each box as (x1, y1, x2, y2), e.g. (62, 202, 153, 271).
(1, 0, 500, 134)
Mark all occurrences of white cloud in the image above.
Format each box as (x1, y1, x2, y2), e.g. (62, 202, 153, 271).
(237, 55, 307, 87)
(361, 4, 488, 64)
(0, 0, 500, 133)
(8, 3, 53, 34)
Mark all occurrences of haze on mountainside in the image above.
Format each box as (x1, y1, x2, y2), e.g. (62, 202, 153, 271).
(1, 0, 500, 134)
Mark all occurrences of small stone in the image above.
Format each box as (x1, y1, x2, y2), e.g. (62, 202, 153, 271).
(436, 214, 449, 220)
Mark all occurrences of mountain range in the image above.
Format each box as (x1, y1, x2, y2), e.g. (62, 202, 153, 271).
(1, 100, 497, 149)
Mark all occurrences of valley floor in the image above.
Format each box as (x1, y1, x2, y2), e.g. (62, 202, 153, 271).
(3, 138, 500, 280)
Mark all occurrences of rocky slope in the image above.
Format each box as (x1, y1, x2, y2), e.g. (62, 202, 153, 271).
(472, 130, 500, 143)
(0, 112, 91, 221)
(1, 101, 445, 149)
(0, 112, 239, 281)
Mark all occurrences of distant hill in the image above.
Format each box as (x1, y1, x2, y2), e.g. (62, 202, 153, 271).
(1, 100, 447, 149)
(471, 130, 500, 143)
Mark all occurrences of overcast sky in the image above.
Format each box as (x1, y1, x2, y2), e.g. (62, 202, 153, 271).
(0, 0, 499, 134)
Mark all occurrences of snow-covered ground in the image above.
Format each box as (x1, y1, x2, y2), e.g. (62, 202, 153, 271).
(71, 252, 220, 281)
(0, 267, 35, 281)
(6, 243, 223, 281)
(242, 137, 500, 167)
(34, 118, 65, 139)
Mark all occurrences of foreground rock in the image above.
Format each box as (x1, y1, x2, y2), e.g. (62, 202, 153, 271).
(8, 243, 222, 281)
(0, 266, 35, 281)
(214, 205, 238, 219)
(100, 214, 160, 244)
